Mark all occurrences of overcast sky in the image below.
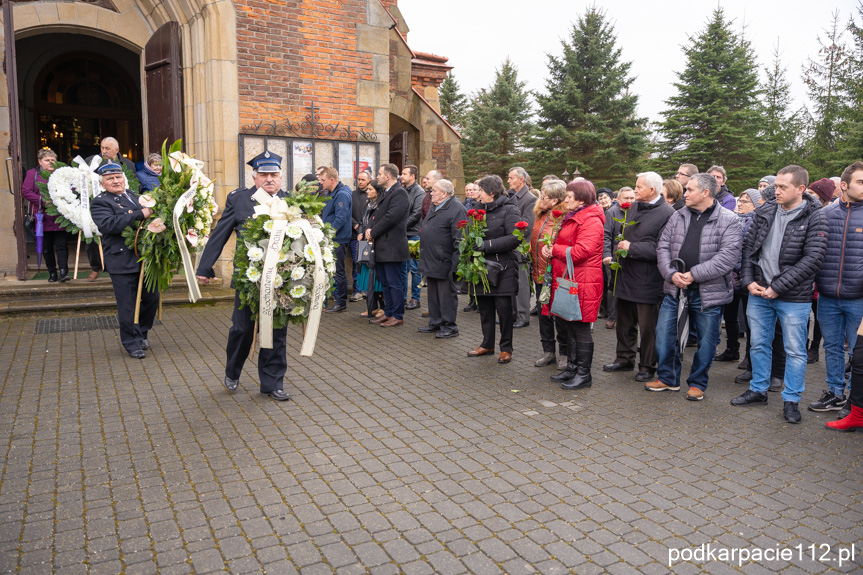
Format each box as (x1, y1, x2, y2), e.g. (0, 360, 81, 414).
(399, 0, 858, 127)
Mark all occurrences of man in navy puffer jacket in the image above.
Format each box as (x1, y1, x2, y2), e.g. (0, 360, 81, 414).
(810, 161, 863, 415)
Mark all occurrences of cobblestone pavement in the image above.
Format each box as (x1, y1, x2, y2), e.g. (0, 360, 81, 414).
(1, 297, 861, 574)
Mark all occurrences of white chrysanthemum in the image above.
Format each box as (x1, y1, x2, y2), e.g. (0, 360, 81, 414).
(310, 227, 325, 243)
(263, 220, 274, 232)
(246, 267, 261, 282)
(325, 261, 335, 274)
(290, 306, 305, 316)
(290, 266, 305, 281)
(303, 244, 316, 261)
(285, 223, 302, 239)
(278, 251, 289, 263)
(313, 215, 323, 226)
(290, 285, 306, 298)
(46, 167, 102, 236)
(286, 206, 302, 220)
(322, 248, 333, 263)
(273, 275, 284, 289)
(194, 217, 204, 230)
(247, 247, 264, 262)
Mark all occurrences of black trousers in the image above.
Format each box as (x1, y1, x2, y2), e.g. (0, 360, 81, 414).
(539, 312, 567, 355)
(478, 295, 514, 353)
(615, 298, 659, 369)
(226, 291, 287, 393)
(426, 276, 458, 330)
(850, 333, 863, 408)
(563, 320, 593, 355)
(110, 271, 158, 353)
(86, 240, 102, 272)
(43, 230, 73, 272)
(722, 291, 742, 352)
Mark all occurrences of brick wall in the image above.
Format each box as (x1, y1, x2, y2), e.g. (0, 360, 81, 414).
(235, 0, 376, 133)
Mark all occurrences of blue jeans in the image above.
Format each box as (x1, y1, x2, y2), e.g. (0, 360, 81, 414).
(349, 238, 359, 291)
(747, 296, 810, 402)
(401, 235, 421, 302)
(655, 289, 722, 391)
(817, 296, 863, 397)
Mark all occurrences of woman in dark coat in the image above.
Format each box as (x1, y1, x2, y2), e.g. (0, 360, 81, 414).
(467, 175, 521, 364)
(21, 148, 71, 282)
(544, 180, 605, 390)
(357, 185, 385, 319)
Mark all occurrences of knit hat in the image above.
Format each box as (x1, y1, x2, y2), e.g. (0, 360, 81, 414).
(761, 184, 776, 202)
(741, 188, 762, 205)
(809, 178, 835, 204)
(759, 175, 776, 186)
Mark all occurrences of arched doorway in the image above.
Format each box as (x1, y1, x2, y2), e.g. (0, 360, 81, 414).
(16, 34, 143, 168)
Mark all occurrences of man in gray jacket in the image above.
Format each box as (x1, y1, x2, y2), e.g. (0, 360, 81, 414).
(647, 173, 742, 400)
(507, 166, 537, 327)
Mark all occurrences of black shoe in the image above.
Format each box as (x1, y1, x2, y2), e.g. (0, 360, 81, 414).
(768, 377, 784, 392)
(529, 306, 539, 316)
(463, 303, 477, 312)
(551, 363, 576, 382)
(128, 349, 145, 359)
(224, 376, 239, 391)
(731, 390, 768, 406)
(602, 361, 634, 372)
(141, 339, 150, 351)
(513, 321, 530, 328)
(436, 329, 459, 339)
(734, 370, 752, 384)
(783, 401, 802, 423)
(808, 390, 847, 412)
(263, 389, 291, 401)
(837, 402, 852, 420)
(405, 299, 420, 310)
(418, 325, 440, 333)
(59, 269, 70, 282)
(48, 271, 58, 282)
(634, 369, 655, 382)
(807, 347, 819, 364)
(325, 304, 347, 313)
(737, 357, 750, 370)
(686, 335, 698, 347)
(714, 348, 740, 362)
(561, 343, 594, 390)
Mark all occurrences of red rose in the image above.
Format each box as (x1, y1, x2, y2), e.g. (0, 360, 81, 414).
(456, 220, 468, 229)
(515, 221, 528, 230)
(477, 209, 486, 216)
(466, 209, 476, 217)
(620, 202, 632, 210)
(473, 213, 484, 221)
(552, 210, 563, 218)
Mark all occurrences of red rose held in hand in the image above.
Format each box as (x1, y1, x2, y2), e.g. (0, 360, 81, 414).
(552, 210, 563, 218)
(620, 202, 632, 210)
(477, 209, 486, 216)
(456, 220, 468, 229)
(466, 209, 476, 217)
(515, 221, 528, 230)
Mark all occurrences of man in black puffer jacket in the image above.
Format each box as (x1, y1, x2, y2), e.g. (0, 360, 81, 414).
(731, 165, 827, 424)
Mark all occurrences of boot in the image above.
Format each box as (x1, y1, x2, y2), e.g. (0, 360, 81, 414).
(551, 337, 577, 382)
(826, 405, 863, 431)
(562, 342, 593, 390)
(48, 270, 58, 282)
(59, 268, 70, 283)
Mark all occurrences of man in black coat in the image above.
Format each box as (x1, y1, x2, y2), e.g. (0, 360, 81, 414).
(417, 179, 467, 338)
(366, 163, 409, 327)
(89, 162, 158, 358)
(731, 165, 828, 423)
(195, 151, 291, 401)
(602, 172, 675, 382)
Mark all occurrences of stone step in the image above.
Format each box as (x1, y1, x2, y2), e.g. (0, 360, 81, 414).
(0, 275, 233, 315)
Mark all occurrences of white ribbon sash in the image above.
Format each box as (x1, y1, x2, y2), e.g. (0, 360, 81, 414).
(258, 219, 287, 349)
(172, 185, 203, 303)
(72, 155, 101, 238)
(296, 218, 327, 357)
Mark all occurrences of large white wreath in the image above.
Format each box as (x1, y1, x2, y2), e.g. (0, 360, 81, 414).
(47, 166, 104, 238)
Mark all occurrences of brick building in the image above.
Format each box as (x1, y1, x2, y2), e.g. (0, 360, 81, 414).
(0, 0, 462, 279)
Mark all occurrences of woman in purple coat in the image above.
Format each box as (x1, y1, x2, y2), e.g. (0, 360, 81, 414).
(22, 148, 71, 282)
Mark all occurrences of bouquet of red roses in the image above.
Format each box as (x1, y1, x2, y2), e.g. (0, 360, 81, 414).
(456, 208, 490, 294)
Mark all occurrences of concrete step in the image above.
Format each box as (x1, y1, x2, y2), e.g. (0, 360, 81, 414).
(0, 275, 234, 315)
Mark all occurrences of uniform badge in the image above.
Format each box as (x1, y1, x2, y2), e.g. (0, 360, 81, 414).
(128, 210, 133, 214)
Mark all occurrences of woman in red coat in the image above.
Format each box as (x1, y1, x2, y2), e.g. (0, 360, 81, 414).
(542, 179, 605, 390)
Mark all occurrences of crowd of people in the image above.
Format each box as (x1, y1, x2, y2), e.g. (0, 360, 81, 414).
(22, 140, 863, 429)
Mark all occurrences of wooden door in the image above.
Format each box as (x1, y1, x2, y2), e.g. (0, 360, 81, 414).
(5, 0, 26, 279)
(145, 22, 183, 151)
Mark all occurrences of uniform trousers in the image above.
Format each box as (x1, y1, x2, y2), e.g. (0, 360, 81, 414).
(110, 271, 158, 353)
(615, 298, 660, 370)
(426, 276, 458, 330)
(479, 295, 514, 353)
(226, 291, 287, 393)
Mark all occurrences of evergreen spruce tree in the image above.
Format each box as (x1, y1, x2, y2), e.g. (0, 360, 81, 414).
(802, 10, 849, 176)
(531, 7, 646, 189)
(655, 8, 766, 192)
(461, 58, 533, 181)
(762, 44, 805, 170)
(438, 72, 469, 133)
(834, 1, 863, 168)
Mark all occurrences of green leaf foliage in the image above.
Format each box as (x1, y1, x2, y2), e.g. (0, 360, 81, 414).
(439, 72, 469, 133)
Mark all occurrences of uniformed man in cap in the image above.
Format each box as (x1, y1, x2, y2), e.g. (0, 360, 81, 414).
(90, 161, 159, 358)
(196, 151, 291, 401)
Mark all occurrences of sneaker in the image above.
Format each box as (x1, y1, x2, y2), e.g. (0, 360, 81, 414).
(645, 380, 680, 392)
(714, 348, 740, 362)
(808, 390, 847, 412)
(784, 401, 802, 423)
(731, 390, 768, 406)
(349, 293, 363, 302)
(686, 387, 705, 401)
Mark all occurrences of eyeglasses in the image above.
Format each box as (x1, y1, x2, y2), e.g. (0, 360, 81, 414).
(737, 197, 752, 204)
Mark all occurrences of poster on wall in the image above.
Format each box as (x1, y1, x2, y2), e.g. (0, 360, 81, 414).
(356, 156, 373, 177)
(338, 143, 355, 182)
(292, 141, 313, 187)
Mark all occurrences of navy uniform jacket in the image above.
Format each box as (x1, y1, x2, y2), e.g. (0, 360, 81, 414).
(90, 190, 146, 274)
(196, 187, 288, 278)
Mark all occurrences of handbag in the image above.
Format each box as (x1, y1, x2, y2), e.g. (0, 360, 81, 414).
(550, 247, 582, 321)
(357, 240, 371, 264)
(486, 259, 504, 288)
